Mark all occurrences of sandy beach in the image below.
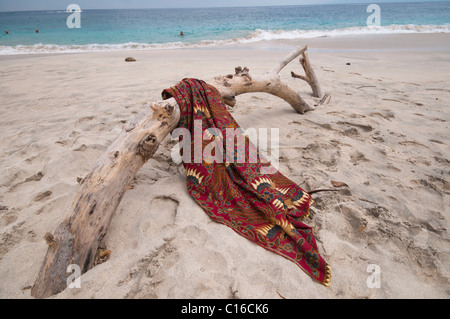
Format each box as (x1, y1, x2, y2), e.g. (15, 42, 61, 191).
(0, 33, 449, 299)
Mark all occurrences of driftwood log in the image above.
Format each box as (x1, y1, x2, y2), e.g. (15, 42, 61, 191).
(31, 46, 325, 298)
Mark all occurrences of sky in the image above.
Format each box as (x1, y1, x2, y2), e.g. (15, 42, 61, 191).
(0, 0, 447, 11)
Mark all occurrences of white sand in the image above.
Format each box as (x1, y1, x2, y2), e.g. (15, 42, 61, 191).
(0, 33, 449, 299)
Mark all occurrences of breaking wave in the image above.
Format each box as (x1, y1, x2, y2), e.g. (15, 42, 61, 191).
(243, 24, 450, 41)
(1, 24, 449, 55)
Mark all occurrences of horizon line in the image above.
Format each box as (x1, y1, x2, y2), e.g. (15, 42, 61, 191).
(0, 0, 445, 13)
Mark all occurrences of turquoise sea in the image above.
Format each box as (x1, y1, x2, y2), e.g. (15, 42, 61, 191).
(0, 2, 449, 55)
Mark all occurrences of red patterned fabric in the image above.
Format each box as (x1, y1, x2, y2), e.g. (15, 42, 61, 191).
(162, 78, 330, 286)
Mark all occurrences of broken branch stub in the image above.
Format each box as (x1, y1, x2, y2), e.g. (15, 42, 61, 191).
(291, 51, 323, 98)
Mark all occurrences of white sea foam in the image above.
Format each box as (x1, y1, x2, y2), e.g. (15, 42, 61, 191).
(244, 24, 450, 41)
(1, 24, 449, 55)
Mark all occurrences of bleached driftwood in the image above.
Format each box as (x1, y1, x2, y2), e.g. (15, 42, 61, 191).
(211, 45, 315, 114)
(31, 46, 323, 298)
(31, 100, 181, 299)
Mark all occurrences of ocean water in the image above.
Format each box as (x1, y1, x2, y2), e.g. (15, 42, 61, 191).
(0, 2, 449, 55)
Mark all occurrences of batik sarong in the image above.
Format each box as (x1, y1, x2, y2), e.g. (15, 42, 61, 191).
(162, 78, 331, 286)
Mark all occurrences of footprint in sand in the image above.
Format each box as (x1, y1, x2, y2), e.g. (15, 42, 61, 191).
(122, 239, 180, 299)
(342, 128, 359, 137)
(350, 151, 369, 166)
(0, 221, 25, 260)
(333, 203, 368, 242)
(149, 196, 178, 228)
(55, 131, 81, 148)
(75, 116, 95, 125)
(33, 190, 52, 202)
(434, 156, 450, 165)
(336, 121, 375, 140)
(370, 111, 395, 120)
(371, 131, 384, 143)
(337, 121, 374, 133)
(0, 206, 18, 227)
(9, 171, 44, 192)
(138, 196, 179, 236)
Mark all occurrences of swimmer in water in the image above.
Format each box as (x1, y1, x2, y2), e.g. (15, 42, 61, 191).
(179, 31, 184, 36)
(5, 30, 9, 35)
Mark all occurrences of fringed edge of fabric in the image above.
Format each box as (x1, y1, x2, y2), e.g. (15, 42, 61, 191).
(323, 264, 332, 287)
(214, 215, 332, 288)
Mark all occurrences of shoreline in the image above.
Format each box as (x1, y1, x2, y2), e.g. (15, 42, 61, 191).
(1, 32, 450, 58)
